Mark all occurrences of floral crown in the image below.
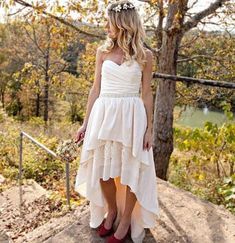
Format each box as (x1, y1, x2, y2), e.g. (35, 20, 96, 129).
(110, 2, 135, 12)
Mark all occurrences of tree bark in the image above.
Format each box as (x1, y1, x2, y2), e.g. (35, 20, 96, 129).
(0, 91, 5, 108)
(153, 34, 184, 180)
(153, 0, 187, 180)
(34, 80, 40, 116)
(43, 23, 50, 124)
(43, 69, 49, 123)
(36, 93, 40, 117)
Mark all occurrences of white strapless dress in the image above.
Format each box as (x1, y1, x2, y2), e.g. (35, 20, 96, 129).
(75, 59, 160, 243)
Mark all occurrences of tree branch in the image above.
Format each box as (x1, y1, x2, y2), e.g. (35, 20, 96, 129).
(137, 0, 151, 3)
(177, 54, 229, 63)
(188, 0, 200, 10)
(12, 0, 157, 55)
(23, 21, 46, 56)
(7, 6, 27, 16)
(177, 54, 234, 70)
(155, 0, 164, 52)
(153, 72, 235, 89)
(183, 0, 230, 33)
(179, 33, 200, 50)
(13, 0, 105, 39)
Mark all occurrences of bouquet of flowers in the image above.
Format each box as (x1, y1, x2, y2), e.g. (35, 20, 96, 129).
(56, 139, 81, 162)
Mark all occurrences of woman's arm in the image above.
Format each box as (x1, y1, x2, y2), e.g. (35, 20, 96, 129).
(82, 47, 103, 128)
(141, 49, 154, 150)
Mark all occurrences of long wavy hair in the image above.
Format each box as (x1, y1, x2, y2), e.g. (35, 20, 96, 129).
(100, 0, 147, 70)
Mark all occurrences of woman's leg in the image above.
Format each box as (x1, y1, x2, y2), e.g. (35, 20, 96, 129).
(114, 185, 137, 239)
(100, 178, 118, 229)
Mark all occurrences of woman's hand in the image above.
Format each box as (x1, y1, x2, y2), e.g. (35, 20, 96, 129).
(74, 125, 87, 144)
(143, 129, 153, 151)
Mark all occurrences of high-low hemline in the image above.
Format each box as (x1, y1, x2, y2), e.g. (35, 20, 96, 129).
(75, 139, 160, 243)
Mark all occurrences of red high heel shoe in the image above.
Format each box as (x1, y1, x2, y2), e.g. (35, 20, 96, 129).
(106, 225, 131, 243)
(97, 213, 117, 237)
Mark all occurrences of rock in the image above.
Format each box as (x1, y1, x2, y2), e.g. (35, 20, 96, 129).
(0, 179, 47, 210)
(14, 203, 89, 243)
(0, 180, 48, 238)
(0, 231, 12, 243)
(44, 209, 111, 243)
(40, 178, 235, 243)
(0, 174, 5, 184)
(152, 178, 235, 243)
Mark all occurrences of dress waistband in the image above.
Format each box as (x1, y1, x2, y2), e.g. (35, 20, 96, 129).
(99, 93, 140, 98)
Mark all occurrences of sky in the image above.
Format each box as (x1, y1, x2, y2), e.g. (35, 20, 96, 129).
(0, 0, 234, 32)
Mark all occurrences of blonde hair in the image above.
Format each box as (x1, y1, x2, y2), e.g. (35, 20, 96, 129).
(100, 0, 147, 70)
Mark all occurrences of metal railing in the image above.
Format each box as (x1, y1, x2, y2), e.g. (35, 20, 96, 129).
(19, 131, 71, 216)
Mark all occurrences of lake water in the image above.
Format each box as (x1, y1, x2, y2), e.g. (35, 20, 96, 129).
(174, 105, 235, 129)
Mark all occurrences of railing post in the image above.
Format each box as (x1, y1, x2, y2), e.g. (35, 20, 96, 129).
(65, 161, 71, 210)
(18, 131, 71, 212)
(19, 132, 23, 217)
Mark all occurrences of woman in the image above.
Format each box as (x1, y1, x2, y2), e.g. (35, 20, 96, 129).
(75, 1, 160, 242)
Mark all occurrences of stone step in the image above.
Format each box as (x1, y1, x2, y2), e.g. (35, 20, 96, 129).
(0, 179, 47, 210)
(0, 179, 48, 241)
(15, 205, 87, 243)
(0, 231, 12, 243)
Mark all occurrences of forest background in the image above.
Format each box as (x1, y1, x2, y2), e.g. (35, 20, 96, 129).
(0, 0, 234, 230)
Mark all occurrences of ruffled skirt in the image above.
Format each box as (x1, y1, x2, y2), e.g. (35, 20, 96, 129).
(75, 95, 160, 242)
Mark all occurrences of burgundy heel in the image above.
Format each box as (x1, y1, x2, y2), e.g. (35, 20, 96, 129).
(106, 225, 131, 243)
(97, 214, 117, 237)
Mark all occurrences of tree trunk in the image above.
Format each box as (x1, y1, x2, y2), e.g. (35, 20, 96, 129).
(153, 34, 183, 180)
(43, 53, 49, 124)
(43, 71, 49, 123)
(152, 0, 228, 180)
(153, 1, 186, 180)
(43, 22, 51, 125)
(35, 80, 40, 117)
(0, 91, 5, 108)
(36, 92, 40, 117)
